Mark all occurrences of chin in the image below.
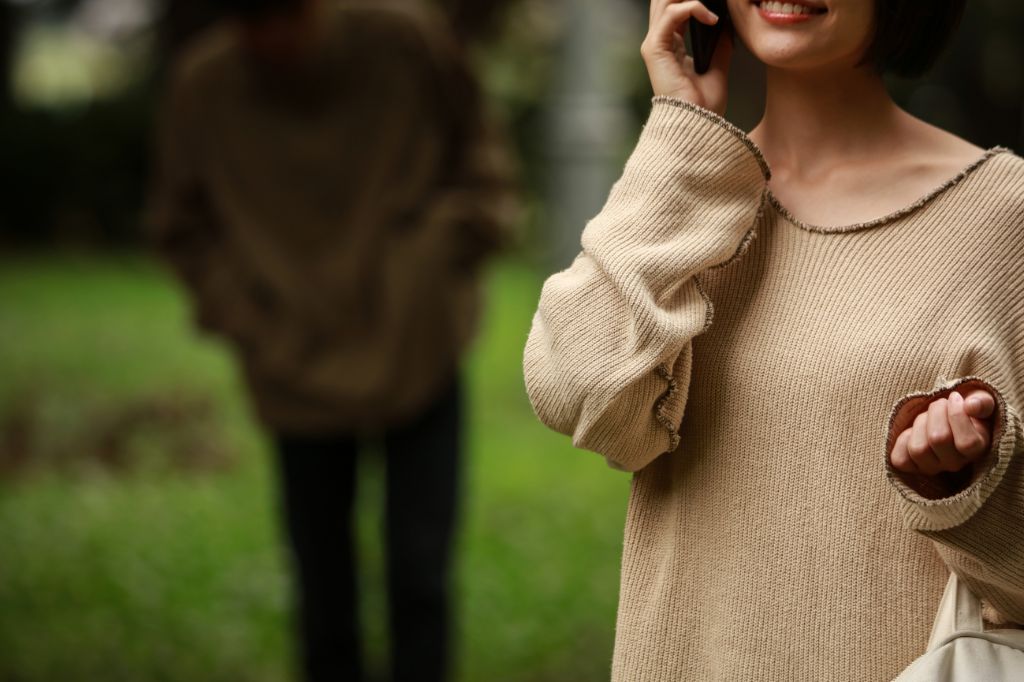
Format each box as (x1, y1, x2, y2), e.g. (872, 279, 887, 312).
(746, 35, 811, 60)
(728, 0, 871, 72)
(749, 40, 870, 73)
(745, 40, 836, 71)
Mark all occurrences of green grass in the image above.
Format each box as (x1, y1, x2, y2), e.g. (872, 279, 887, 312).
(0, 254, 629, 682)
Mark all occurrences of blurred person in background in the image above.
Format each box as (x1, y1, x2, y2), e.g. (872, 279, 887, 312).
(146, 0, 518, 680)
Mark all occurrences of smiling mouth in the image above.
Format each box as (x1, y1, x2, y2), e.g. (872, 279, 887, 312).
(752, 0, 828, 16)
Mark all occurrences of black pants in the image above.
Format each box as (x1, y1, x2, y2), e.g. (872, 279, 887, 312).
(273, 378, 462, 682)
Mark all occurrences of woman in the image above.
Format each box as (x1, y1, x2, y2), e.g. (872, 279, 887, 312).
(524, 0, 1024, 679)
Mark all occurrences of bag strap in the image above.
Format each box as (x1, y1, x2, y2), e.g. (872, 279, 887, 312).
(926, 572, 985, 652)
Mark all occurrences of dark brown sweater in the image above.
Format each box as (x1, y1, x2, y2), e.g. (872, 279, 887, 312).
(148, 0, 517, 432)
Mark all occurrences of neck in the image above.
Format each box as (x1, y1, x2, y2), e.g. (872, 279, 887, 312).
(749, 65, 907, 177)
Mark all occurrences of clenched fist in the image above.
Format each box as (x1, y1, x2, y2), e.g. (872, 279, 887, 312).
(888, 387, 996, 486)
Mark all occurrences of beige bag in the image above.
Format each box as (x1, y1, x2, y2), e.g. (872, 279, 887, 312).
(893, 573, 1024, 681)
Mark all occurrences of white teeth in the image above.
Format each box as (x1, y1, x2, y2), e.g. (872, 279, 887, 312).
(761, 0, 819, 14)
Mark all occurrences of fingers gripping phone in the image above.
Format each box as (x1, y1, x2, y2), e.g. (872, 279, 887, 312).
(688, 0, 731, 74)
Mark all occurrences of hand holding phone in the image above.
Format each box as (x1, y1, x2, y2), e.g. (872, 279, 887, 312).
(641, 0, 733, 115)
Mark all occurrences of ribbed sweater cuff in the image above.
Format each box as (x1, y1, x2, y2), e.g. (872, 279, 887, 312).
(884, 375, 1020, 532)
(580, 97, 771, 300)
(649, 96, 771, 181)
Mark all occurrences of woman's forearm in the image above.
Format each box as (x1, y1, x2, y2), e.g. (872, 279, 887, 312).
(523, 97, 769, 471)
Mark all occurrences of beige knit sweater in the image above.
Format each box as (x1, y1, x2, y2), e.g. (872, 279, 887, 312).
(523, 96, 1024, 680)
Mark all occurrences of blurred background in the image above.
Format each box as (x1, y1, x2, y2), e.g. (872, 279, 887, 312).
(0, 0, 1021, 680)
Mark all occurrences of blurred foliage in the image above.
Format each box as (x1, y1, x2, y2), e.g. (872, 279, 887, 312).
(12, 23, 148, 107)
(0, 84, 153, 247)
(0, 256, 628, 681)
(471, 0, 558, 191)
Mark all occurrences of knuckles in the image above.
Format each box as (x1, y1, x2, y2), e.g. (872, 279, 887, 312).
(890, 448, 912, 472)
(926, 427, 954, 450)
(958, 435, 986, 460)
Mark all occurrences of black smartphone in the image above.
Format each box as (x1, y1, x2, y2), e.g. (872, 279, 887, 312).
(688, 0, 731, 74)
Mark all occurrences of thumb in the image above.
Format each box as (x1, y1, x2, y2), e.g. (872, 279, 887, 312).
(962, 388, 996, 419)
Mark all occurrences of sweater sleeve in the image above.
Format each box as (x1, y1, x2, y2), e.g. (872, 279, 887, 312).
(144, 61, 273, 351)
(523, 97, 770, 472)
(884, 374, 1024, 625)
(420, 61, 520, 275)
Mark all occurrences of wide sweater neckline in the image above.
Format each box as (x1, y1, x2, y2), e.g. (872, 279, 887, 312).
(766, 145, 1014, 234)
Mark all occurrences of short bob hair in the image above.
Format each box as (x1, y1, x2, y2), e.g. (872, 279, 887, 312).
(857, 0, 968, 78)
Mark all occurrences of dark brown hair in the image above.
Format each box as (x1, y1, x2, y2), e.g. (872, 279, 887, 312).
(858, 0, 968, 77)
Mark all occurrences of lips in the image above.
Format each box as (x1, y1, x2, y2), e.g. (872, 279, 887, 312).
(751, 0, 827, 25)
(753, 0, 828, 16)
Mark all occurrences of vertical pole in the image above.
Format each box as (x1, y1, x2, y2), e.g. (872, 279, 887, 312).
(542, 0, 642, 270)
